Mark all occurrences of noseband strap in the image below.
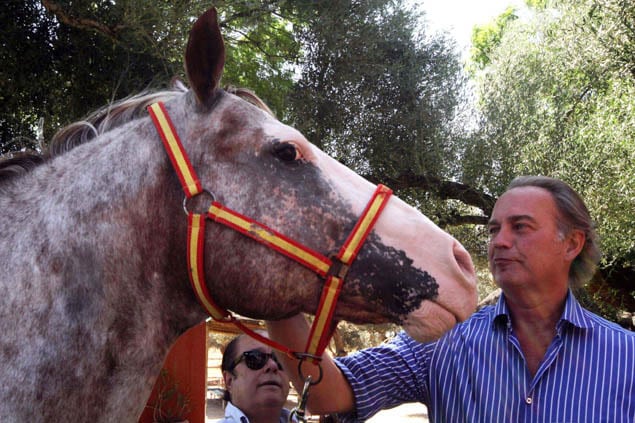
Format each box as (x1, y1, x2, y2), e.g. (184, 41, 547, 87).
(148, 102, 392, 360)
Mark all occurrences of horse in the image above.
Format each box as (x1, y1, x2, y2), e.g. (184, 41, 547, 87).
(0, 8, 477, 421)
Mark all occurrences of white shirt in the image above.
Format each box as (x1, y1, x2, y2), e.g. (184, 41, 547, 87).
(216, 401, 297, 423)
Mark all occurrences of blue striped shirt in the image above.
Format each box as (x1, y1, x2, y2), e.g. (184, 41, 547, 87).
(335, 291, 635, 422)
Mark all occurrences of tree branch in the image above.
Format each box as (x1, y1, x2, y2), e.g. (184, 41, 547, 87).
(41, 0, 126, 41)
(388, 171, 496, 214)
(366, 170, 497, 220)
(438, 213, 489, 227)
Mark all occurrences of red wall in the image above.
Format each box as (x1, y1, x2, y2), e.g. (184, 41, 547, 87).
(139, 322, 207, 423)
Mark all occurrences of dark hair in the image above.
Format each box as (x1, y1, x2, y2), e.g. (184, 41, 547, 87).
(220, 334, 245, 402)
(507, 176, 601, 287)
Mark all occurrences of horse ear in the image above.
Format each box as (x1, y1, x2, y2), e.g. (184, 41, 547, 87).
(185, 8, 225, 106)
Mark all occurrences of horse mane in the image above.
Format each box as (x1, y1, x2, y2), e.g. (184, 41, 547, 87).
(0, 83, 273, 183)
(224, 86, 276, 118)
(48, 87, 188, 158)
(0, 83, 187, 182)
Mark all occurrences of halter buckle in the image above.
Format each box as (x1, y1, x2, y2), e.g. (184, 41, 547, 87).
(327, 256, 350, 280)
(182, 189, 215, 215)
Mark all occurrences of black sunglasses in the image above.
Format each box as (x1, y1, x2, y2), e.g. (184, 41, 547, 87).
(230, 349, 283, 371)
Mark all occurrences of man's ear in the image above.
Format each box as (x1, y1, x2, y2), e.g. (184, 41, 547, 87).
(223, 370, 235, 391)
(564, 229, 585, 261)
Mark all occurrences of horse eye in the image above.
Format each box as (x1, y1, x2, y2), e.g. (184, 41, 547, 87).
(272, 142, 299, 162)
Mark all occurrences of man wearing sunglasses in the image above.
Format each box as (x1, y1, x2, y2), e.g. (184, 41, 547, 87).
(218, 332, 297, 423)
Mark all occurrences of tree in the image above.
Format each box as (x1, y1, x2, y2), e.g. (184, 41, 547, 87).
(1, 1, 58, 153)
(469, 6, 518, 72)
(286, 1, 494, 226)
(0, 0, 302, 152)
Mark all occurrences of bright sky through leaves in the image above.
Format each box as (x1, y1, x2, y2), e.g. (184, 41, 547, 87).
(421, 0, 528, 53)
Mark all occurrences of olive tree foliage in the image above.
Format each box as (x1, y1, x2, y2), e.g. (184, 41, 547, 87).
(0, 0, 303, 154)
(284, 1, 496, 228)
(468, 6, 518, 74)
(2, 0, 192, 152)
(289, 1, 459, 175)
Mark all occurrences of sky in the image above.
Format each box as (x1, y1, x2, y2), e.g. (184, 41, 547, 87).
(419, 0, 528, 54)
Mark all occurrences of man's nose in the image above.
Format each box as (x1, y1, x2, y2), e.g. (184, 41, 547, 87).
(263, 357, 280, 372)
(491, 226, 512, 248)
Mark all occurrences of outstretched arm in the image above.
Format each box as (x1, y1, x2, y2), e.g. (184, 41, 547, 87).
(266, 315, 355, 415)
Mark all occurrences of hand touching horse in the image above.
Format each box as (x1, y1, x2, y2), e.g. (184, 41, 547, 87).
(0, 8, 477, 421)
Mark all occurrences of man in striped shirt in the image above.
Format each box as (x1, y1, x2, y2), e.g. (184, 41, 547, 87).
(268, 176, 635, 422)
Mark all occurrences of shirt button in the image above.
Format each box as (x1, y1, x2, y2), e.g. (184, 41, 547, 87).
(526, 397, 533, 404)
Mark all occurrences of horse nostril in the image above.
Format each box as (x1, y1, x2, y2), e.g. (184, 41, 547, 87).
(453, 241, 476, 285)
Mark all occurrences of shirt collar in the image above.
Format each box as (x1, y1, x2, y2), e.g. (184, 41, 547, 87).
(223, 401, 296, 423)
(223, 402, 248, 422)
(492, 294, 510, 325)
(560, 290, 593, 329)
(492, 289, 593, 330)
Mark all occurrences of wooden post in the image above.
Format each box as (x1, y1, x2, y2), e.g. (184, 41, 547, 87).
(139, 322, 207, 423)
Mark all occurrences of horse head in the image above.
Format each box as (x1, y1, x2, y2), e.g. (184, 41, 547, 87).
(163, 8, 478, 343)
(0, 6, 480, 421)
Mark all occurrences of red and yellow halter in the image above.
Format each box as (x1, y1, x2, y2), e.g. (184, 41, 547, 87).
(148, 101, 392, 362)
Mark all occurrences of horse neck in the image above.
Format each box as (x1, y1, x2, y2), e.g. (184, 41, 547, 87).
(36, 108, 207, 328)
(0, 101, 208, 420)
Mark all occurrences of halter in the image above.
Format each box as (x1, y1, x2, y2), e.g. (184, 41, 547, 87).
(148, 101, 392, 365)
